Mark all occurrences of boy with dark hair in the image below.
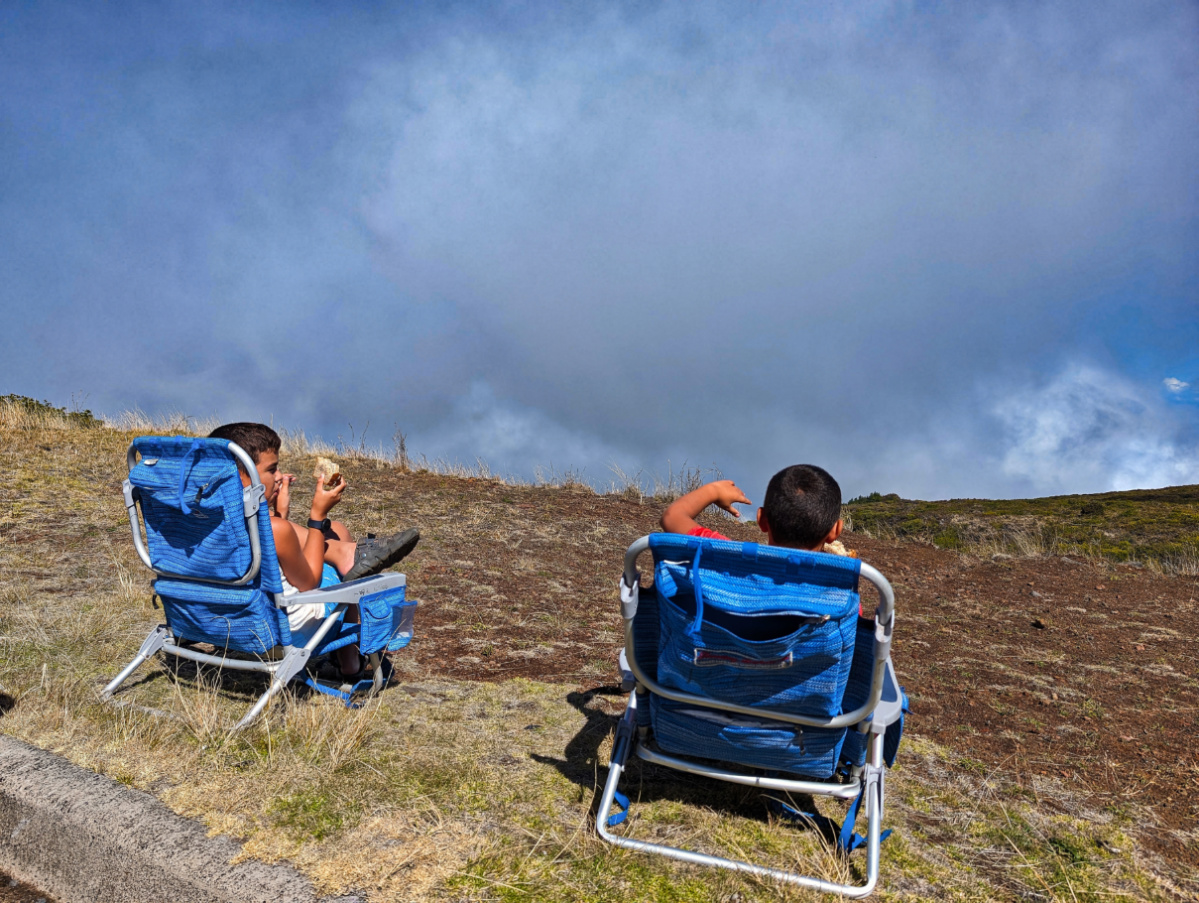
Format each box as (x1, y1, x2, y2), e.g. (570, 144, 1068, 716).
(208, 422, 419, 681)
(660, 464, 845, 553)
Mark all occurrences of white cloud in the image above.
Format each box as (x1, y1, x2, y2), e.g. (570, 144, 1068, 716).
(413, 381, 633, 483)
(1164, 377, 1190, 393)
(993, 365, 1199, 495)
(2, 2, 1196, 503)
(338, 1, 1198, 501)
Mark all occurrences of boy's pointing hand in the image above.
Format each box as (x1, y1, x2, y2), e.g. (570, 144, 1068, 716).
(710, 480, 752, 517)
(660, 478, 752, 535)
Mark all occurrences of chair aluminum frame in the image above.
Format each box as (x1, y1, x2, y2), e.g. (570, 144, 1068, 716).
(596, 535, 898, 897)
(102, 439, 402, 730)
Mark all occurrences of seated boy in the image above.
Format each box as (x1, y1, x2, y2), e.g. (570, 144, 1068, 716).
(660, 464, 846, 553)
(209, 422, 419, 682)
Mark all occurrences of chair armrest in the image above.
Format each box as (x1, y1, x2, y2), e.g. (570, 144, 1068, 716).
(278, 572, 406, 608)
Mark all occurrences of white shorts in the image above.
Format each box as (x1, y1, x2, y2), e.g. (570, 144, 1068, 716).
(282, 564, 343, 645)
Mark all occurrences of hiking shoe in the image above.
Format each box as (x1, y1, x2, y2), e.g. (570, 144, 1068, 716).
(344, 528, 420, 580)
(315, 653, 370, 687)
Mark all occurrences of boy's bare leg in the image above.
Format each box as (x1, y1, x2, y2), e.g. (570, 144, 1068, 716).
(285, 521, 356, 576)
(336, 606, 361, 676)
(323, 539, 356, 575)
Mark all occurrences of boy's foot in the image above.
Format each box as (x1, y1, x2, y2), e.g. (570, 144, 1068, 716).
(344, 528, 420, 580)
(315, 654, 368, 690)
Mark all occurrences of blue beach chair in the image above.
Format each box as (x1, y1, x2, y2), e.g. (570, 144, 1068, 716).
(598, 534, 906, 897)
(101, 437, 417, 730)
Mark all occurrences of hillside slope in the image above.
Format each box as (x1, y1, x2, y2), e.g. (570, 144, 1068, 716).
(845, 487, 1199, 571)
(0, 423, 1196, 900)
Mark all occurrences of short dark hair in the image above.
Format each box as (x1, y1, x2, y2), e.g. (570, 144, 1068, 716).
(762, 464, 842, 548)
(208, 422, 281, 465)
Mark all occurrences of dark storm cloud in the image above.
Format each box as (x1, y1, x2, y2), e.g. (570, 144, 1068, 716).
(2, 1, 1196, 498)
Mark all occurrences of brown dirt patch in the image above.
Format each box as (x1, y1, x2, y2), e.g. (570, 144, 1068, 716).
(355, 471, 1199, 882)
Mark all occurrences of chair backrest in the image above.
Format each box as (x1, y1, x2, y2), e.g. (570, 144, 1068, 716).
(633, 533, 884, 778)
(126, 437, 291, 652)
(646, 533, 861, 715)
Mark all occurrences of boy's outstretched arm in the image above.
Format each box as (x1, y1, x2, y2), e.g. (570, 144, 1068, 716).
(660, 480, 752, 535)
(273, 480, 345, 591)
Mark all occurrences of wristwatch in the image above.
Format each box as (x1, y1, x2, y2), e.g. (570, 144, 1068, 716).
(307, 517, 331, 531)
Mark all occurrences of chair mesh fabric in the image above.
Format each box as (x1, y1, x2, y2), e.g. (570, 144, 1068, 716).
(835, 617, 879, 769)
(631, 585, 661, 729)
(133, 437, 292, 653)
(131, 437, 263, 585)
(154, 577, 290, 653)
(644, 533, 862, 778)
(357, 585, 416, 654)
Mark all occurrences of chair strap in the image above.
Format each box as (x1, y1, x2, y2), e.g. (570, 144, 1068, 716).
(688, 544, 705, 637)
(767, 792, 890, 854)
(302, 674, 362, 708)
(838, 769, 892, 853)
(175, 438, 205, 515)
(606, 789, 631, 827)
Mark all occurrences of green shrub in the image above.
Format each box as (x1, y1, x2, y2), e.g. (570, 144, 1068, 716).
(0, 394, 102, 428)
(847, 491, 885, 505)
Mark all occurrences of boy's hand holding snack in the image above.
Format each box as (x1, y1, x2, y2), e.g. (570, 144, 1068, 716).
(310, 457, 346, 522)
(313, 456, 342, 490)
(822, 539, 859, 558)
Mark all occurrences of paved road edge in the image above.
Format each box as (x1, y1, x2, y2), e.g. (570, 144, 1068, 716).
(0, 735, 341, 903)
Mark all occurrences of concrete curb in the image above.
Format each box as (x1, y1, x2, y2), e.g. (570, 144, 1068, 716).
(0, 736, 350, 903)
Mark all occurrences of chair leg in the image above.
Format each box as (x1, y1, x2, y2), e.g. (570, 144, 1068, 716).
(857, 736, 887, 897)
(369, 652, 385, 694)
(596, 692, 638, 839)
(232, 646, 311, 731)
(597, 692, 887, 897)
(101, 625, 168, 700)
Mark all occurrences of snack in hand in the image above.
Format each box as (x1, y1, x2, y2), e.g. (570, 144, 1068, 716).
(822, 539, 859, 558)
(313, 456, 342, 490)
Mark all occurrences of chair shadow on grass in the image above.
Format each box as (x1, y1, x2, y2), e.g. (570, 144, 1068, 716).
(531, 685, 841, 847)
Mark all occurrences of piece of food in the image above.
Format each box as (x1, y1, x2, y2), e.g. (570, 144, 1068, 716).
(822, 540, 859, 558)
(313, 456, 342, 489)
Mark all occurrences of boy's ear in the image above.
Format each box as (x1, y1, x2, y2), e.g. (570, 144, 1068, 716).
(823, 518, 844, 545)
(756, 507, 772, 539)
(234, 458, 252, 488)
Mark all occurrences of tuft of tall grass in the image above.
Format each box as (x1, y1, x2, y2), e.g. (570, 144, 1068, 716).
(104, 407, 219, 436)
(0, 394, 102, 430)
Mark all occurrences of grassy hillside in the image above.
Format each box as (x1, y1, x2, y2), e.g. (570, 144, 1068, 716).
(846, 487, 1199, 573)
(1, 398, 1196, 901)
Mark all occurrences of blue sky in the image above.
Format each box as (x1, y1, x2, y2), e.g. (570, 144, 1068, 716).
(3, 1, 1196, 500)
